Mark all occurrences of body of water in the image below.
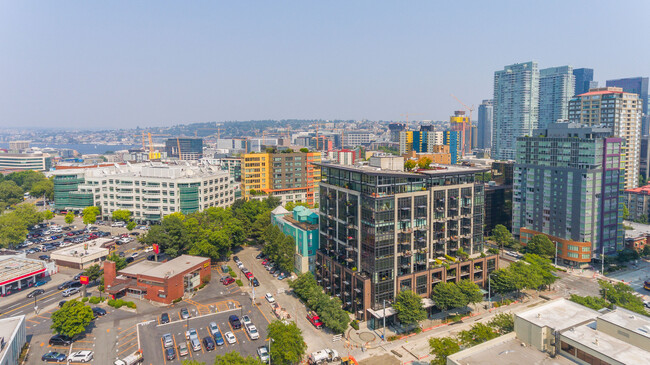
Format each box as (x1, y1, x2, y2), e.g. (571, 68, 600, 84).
(0, 142, 140, 155)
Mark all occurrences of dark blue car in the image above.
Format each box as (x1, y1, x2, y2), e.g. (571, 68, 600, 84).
(42, 351, 66, 362)
(213, 330, 224, 346)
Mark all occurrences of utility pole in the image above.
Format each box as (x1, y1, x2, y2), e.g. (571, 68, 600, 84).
(488, 274, 491, 310)
(554, 241, 558, 267)
(601, 244, 605, 275)
(382, 299, 386, 341)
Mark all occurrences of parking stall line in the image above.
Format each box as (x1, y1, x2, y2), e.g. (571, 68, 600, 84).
(118, 324, 138, 335)
(160, 337, 168, 365)
(118, 343, 138, 356)
(171, 333, 179, 358)
(215, 323, 227, 348)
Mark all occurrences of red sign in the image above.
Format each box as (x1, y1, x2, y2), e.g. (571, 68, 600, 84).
(84, 243, 88, 251)
(79, 275, 89, 285)
(153, 244, 159, 254)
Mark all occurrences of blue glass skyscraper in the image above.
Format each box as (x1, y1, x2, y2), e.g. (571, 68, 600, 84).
(573, 68, 597, 96)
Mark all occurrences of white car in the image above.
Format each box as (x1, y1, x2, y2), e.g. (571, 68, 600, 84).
(144, 246, 153, 253)
(224, 331, 236, 344)
(68, 351, 93, 362)
(130, 252, 139, 258)
(258, 346, 270, 363)
(185, 328, 198, 341)
(265, 293, 275, 303)
(209, 322, 219, 336)
(246, 324, 259, 340)
(241, 315, 252, 327)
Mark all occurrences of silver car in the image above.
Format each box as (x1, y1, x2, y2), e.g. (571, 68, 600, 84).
(191, 338, 202, 352)
(162, 333, 174, 348)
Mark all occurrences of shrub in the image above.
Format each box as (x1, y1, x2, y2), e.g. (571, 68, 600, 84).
(412, 327, 422, 334)
(350, 320, 360, 330)
(81, 297, 89, 303)
(236, 279, 243, 287)
(126, 301, 136, 309)
(89, 297, 100, 304)
(98, 284, 104, 292)
(387, 335, 400, 341)
(107, 299, 115, 307)
(173, 298, 182, 304)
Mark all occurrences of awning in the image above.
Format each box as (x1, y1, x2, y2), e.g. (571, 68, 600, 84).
(367, 306, 398, 319)
(422, 298, 435, 308)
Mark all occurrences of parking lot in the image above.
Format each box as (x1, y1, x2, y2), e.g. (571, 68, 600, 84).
(140, 302, 269, 364)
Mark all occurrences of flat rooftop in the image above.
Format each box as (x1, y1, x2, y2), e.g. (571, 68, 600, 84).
(50, 238, 111, 258)
(51, 162, 229, 179)
(563, 322, 650, 364)
(0, 315, 25, 361)
(119, 254, 208, 279)
(449, 333, 573, 365)
(318, 162, 487, 177)
(0, 257, 47, 286)
(597, 307, 650, 339)
(623, 220, 650, 239)
(517, 298, 600, 330)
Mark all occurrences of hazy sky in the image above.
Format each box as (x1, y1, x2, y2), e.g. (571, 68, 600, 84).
(1, 1, 649, 129)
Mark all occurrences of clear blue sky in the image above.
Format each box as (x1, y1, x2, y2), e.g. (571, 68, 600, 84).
(1, 1, 648, 129)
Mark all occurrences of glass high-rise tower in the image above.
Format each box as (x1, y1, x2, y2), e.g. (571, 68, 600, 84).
(573, 68, 597, 96)
(538, 66, 575, 129)
(477, 99, 493, 151)
(492, 61, 539, 161)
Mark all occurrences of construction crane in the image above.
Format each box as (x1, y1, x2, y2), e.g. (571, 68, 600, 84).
(147, 133, 161, 160)
(400, 113, 424, 124)
(176, 137, 182, 160)
(450, 94, 476, 156)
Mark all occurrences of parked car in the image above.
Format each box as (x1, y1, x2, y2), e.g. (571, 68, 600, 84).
(209, 322, 220, 336)
(165, 347, 176, 361)
(245, 272, 254, 279)
(162, 333, 174, 348)
(58, 300, 67, 308)
(62, 287, 80, 297)
(229, 315, 241, 329)
(213, 330, 224, 346)
(246, 324, 259, 340)
(74, 273, 83, 280)
(233, 256, 240, 263)
(178, 342, 189, 357)
(251, 277, 260, 287)
(203, 336, 216, 351)
(42, 351, 66, 362)
(92, 307, 107, 317)
(191, 338, 202, 352)
(144, 246, 153, 253)
(241, 315, 252, 327)
(262, 259, 269, 265)
(265, 293, 275, 303)
(160, 313, 170, 324)
(49, 334, 73, 346)
(256, 253, 265, 259)
(180, 308, 191, 319)
(258, 346, 270, 363)
(185, 328, 198, 341)
(38, 255, 50, 261)
(224, 331, 236, 344)
(222, 277, 235, 285)
(67, 351, 93, 363)
(27, 289, 44, 298)
(34, 280, 47, 287)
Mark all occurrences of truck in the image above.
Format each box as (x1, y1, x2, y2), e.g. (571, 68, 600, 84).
(306, 310, 323, 329)
(114, 350, 143, 365)
(308, 348, 340, 364)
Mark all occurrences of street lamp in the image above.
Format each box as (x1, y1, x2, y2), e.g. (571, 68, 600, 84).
(267, 338, 274, 365)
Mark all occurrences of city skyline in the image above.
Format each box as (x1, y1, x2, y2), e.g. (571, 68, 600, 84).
(1, 1, 649, 129)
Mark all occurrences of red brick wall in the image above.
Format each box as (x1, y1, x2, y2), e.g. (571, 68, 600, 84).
(104, 261, 116, 288)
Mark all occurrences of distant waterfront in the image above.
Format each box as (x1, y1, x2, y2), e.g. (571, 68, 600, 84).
(0, 142, 140, 155)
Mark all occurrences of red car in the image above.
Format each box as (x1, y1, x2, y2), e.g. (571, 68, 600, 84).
(245, 272, 254, 279)
(66, 232, 74, 236)
(222, 277, 235, 285)
(261, 259, 269, 265)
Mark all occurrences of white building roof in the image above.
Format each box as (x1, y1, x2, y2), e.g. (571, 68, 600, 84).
(517, 298, 600, 330)
(563, 322, 650, 364)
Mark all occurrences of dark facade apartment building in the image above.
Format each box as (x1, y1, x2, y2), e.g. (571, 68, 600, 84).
(165, 138, 203, 160)
(315, 156, 498, 323)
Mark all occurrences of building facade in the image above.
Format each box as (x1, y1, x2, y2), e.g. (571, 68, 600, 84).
(606, 77, 649, 135)
(242, 152, 321, 206)
(450, 111, 472, 155)
(165, 138, 203, 160)
(625, 185, 650, 222)
(0, 152, 52, 171)
(443, 130, 461, 164)
(315, 157, 497, 321)
(52, 163, 236, 222)
(641, 136, 650, 181)
(0, 315, 26, 365)
(493, 61, 539, 161)
(538, 66, 575, 129)
(477, 99, 493, 151)
(513, 123, 624, 266)
(343, 132, 372, 147)
(569, 87, 643, 189)
(573, 68, 597, 96)
(271, 206, 319, 274)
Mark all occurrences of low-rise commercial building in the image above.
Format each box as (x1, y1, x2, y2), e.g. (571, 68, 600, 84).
(625, 185, 650, 222)
(449, 299, 650, 365)
(271, 205, 319, 274)
(0, 315, 26, 365)
(104, 255, 210, 304)
(52, 162, 236, 222)
(0, 152, 52, 171)
(50, 238, 112, 270)
(0, 257, 49, 297)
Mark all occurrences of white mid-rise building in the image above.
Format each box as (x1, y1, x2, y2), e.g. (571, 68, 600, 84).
(52, 162, 236, 223)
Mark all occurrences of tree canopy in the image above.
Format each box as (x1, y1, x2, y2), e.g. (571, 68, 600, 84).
(525, 234, 555, 259)
(107, 253, 127, 270)
(112, 209, 131, 222)
(490, 224, 513, 249)
(393, 289, 426, 325)
(83, 264, 102, 282)
(431, 282, 467, 312)
(289, 272, 350, 333)
(51, 300, 94, 338)
(82, 206, 100, 225)
(212, 351, 263, 365)
(0, 204, 44, 248)
(64, 211, 75, 224)
(267, 320, 307, 365)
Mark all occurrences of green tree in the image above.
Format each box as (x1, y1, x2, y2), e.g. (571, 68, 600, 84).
(181, 360, 206, 365)
(83, 264, 102, 283)
(112, 209, 131, 222)
(599, 280, 647, 314)
(432, 282, 467, 315)
(267, 320, 307, 365)
(393, 289, 426, 325)
(623, 203, 630, 220)
(107, 253, 127, 270)
(429, 336, 460, 365)
(285, 202, 311, 211)
(487, 312, 514, 334)
(82, 206, 99, 225)
(317, 297, 351, 334)
(417, 156, 432, 169)
(404, 160, 416, 171)
(642, 245, 650, 257)
(65, 211, 75, 224)
(126, 221, 136, 231)
(30, 178, 54, 201)
(50, 300, 94, 338)
(457, 279, 483, 311)
(44, 209, 54, 222)
(0, 212, 29, 248)
(569, 294, 611, 311)
(458, 322, 499, 347)
(213, 351, 262, 365)
(13, 204, 44, 228)
(525, 234, 555, 259)
(0, 180, 24, 209)
(299, 148, 309, 153)
(490, 224, 513, 250)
